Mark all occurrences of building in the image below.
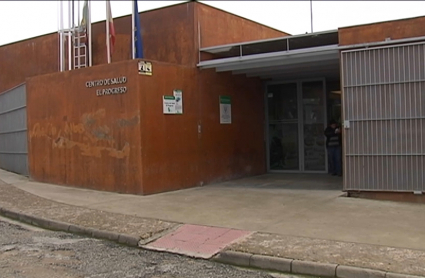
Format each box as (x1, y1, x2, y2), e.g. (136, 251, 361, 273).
(0, 1, 424, 201)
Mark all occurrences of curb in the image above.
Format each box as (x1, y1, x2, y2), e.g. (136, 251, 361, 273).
(0, 207, 141, 247)
(1, 206, 424, 278)
(213, 251, 425, 278)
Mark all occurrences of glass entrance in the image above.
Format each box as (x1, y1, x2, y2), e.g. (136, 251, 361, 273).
(267, 80, 326, 172)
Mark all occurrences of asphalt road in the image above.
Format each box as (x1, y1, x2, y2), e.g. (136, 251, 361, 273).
(0, 217, 311, 278)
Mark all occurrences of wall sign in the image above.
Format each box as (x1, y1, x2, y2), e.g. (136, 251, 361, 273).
(138, 61, 152, 75)
(163, 96, 176, 114)
(85, 76, 128, 97)
(219, 95, 232, 124)
(173, 89, 183, 114)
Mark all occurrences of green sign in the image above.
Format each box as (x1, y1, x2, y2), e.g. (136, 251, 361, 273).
(219, 95, 232, 124)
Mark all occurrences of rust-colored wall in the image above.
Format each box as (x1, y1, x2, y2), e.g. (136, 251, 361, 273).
(91, 2, 196, 66)
(138, 62, 199, 194)
(138, 62, 265, 195)
(339, 16, 425, 46)
(27, 60, 143, 194)
(197, 69, 266, 184)
(0, 1, 289, 93)
(26, 59, 266, 195)
(196, 3, 289, 48)
(0, 33, 59, 93)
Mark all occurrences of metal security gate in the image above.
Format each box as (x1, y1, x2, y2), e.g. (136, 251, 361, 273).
(0, 83, 29, 175)
(341, 42, 425, 192)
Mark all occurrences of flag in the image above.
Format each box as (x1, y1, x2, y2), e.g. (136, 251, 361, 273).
(80, 0, 88, 30)
(133, 0, 144, 58)
(106, 0, 116, 60)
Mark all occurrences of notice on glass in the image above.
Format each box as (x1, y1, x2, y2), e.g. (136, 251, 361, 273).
(219, 95, 232, 124)
(173, 89, 183, 114)
(163, 96, 176, 114)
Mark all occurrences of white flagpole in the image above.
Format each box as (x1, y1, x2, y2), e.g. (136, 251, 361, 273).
(106, 0, 111, 64)
(59, 1, 64, 71)
(68, 0, 72, 70)
(77, 0, 80, 66)
(88, 0, 92, 66)
(131, 0, 135, 59)
(310, 0, 313, 33)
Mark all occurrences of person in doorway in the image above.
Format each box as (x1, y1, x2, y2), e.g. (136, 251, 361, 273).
(324, 120, 342, 176)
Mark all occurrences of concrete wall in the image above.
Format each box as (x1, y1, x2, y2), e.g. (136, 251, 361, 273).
(26, 60, 143, 193)
(338, 16, 425, 46)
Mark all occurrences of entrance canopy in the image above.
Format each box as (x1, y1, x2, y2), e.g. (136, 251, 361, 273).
(198, 30, 340, 80)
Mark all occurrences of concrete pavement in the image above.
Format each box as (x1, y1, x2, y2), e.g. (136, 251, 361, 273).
(0, 169, 425, 277)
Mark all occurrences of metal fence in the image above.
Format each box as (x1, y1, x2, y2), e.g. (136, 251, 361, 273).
(0, 83, 29, 176)
(341, 42, 425, 192)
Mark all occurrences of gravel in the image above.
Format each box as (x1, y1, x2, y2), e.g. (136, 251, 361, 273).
(0, 220, 310, 278)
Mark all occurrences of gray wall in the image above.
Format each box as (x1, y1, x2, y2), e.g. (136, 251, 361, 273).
(0, 83, 28, 176)
(341, 42, 425, 192)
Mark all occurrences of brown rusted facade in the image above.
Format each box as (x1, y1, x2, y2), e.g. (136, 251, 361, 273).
(2, 1, 425, 198)
(26, 59, 265, 195)
(18, 2, 282, 194)
(27, 60, 143, 193)
(338, 16, 425, 46)
(0, 2, 287, 93)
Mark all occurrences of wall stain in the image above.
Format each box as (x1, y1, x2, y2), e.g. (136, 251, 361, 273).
(116, 115, 140, 127)
(30, 109, 139, 159)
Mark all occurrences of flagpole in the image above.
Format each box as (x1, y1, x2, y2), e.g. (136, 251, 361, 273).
(68, 0, 72, 70)
(310, 0, 313, 33)
(77, 0, 80, 65)
(132, 0, 135, 59)
(59, 1, 64, 71)
(88, 0, 92, 66)
(106, 0, 111, 64)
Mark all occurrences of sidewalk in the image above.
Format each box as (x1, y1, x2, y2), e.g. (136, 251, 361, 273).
(0, 169, 424, 278)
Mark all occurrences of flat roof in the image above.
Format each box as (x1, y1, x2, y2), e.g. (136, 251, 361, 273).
(198, 30, 340, 80)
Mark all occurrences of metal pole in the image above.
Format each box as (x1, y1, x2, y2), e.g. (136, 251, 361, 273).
(77, 0, 80, 67)
(68, 0, 72, 70)
(132, 0, 135, 59)
(88, 0, 92, 67)
(72, 0, 75, 31)
(310, 0, 313, 33)
(59, 1, 64, 72)
(106, 0, 111, 64)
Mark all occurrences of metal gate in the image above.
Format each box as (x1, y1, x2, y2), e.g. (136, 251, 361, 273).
(341, 42, 425, 192)
(0, 83, 29, 176)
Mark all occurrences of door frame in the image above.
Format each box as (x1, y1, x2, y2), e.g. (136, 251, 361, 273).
(265, 78, 328, 173)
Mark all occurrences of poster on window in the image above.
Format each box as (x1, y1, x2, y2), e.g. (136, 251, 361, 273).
(173, 89, 183, 114)
(219, 95, 232, 124)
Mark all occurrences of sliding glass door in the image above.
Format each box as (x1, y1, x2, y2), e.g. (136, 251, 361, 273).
(267, 80, 326, 172)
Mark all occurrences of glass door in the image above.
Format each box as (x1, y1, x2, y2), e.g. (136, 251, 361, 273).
(267, 80, 327, 172)
(267, 83, 299, 171)
(301, 81, 326, 171)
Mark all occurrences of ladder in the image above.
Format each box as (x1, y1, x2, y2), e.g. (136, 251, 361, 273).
(73, 28, 87, 69)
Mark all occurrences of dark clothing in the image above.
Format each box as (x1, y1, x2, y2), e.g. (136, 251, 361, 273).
(327, 146, 342, 175)
(324, 125, 342, 175)
(324, 126, 341, 148)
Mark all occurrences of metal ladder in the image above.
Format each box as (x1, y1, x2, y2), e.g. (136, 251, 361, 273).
(73, 29, 87, 69)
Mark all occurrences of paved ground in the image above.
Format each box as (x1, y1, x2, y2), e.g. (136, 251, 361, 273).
(1, 169, 425, 277)
(8, 172, 425, 250)
(1, 217, 306, 278)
